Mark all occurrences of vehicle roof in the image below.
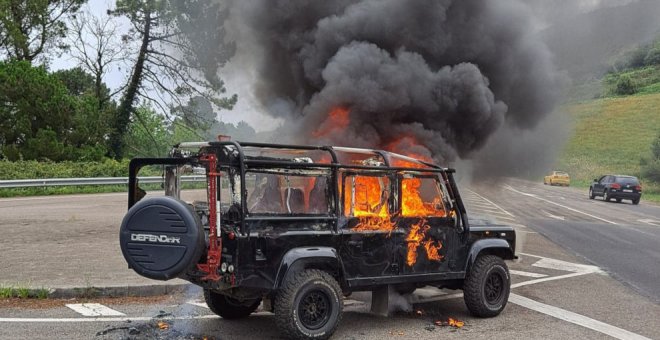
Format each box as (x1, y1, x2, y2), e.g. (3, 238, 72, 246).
(176, 141, 450, 171)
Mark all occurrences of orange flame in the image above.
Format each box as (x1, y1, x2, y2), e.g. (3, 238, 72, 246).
(353, 216, 397, 234)
(405, 222, 426, 266)
(448, 317, 465, 328)
(312, 107, 350, 138)
(401, 178, 446, 217)
(405, 219, 444, 266)
(385, 136, 433, 165)
(344, 176, 389, 217)
(423, 240, 443, 261)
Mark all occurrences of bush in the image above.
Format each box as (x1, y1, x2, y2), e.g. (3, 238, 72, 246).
(614, 75, 637, 95)
(642, 159, 660, 182)
(0, 159, 131, 180)
(644, 47, 660, 66)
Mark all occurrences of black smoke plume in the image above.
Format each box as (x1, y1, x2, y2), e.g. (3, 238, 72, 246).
(226, 0, 564, 163)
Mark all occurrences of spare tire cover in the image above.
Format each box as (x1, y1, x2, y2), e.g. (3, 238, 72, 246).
(120, 196, 204, 280)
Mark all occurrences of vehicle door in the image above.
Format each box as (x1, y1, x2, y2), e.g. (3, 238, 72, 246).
(338, 171, 398, 279)
(593, 176, 607, 194)
(394, 172, 458, 275)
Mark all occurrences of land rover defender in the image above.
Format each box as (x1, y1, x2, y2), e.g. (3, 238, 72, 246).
(119, 141, 516, 339)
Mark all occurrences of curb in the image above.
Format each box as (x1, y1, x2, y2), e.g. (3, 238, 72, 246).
(41, 284, 198, 299)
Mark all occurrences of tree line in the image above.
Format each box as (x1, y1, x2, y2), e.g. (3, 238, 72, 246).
(0, 0, 254, 162)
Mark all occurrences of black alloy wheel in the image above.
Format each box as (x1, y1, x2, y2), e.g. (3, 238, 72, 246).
(484, 270, 505, 305)
(299, 290, 331, 330)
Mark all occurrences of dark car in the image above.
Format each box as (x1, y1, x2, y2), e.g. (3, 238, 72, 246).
(119, 141, 516, 340)
(589, 175, 642, 204)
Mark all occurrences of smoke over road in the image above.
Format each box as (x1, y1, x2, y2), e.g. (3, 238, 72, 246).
(225, 0, 564, 164)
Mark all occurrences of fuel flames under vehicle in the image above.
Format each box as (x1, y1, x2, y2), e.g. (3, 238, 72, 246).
(119, 141, 516, 340)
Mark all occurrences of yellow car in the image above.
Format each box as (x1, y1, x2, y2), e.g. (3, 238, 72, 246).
(544, 171, 570, 186)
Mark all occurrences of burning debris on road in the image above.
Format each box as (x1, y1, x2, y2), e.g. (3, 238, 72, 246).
(96, 320, 214, 340)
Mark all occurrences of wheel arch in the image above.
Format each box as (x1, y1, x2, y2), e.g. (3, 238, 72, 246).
(464, 239, 515, 273)
(273, 247, 346, 290)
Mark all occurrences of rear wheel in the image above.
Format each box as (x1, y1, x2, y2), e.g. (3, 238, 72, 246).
(464, 255, 510, 318)
(633, 198, 640, 205)
(275, 269, 343, 340)
(204, 290, 261, 319)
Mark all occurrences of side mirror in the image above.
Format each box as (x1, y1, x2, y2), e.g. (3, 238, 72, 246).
(593, 179, 598, 182)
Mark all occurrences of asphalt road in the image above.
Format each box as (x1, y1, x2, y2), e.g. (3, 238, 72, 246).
(470, 178, 660, 303)
(1, 181, 660, 339)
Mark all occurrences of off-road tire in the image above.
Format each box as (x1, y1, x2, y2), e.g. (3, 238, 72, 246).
(204, 289, 261, 319)
(589, 188, 595, 199)
(274, 269, 343, 340)
(463, 255, 510, 318)
(633, 198, 640, 205)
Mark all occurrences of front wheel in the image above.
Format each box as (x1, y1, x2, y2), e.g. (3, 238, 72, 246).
(604, 190, 611, 202)
(204, 290, 261, 319)
(589, 188, 595, 199)
(275, 269, 343, 340)
(463, 255, 510, 318)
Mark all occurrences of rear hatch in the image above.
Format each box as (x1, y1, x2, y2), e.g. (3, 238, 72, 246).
(615, 176, 641, 194)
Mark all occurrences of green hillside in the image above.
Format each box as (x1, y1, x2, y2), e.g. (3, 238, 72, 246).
(559, 93, 660, 202)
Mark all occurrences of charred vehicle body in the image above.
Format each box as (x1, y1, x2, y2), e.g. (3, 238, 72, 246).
(119, 141, 516, 339)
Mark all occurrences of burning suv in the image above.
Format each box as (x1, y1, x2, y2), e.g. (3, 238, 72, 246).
(120, 141, 516, 339)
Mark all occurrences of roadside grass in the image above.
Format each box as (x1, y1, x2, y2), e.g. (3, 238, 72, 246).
(0, 185, 129, 198)
(0, 182, 205, 198)
(0, 285, 50, 299)
(558, 92, 660, 203)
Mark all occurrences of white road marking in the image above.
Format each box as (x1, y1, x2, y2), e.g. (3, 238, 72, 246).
(526, 256, 601, 274)
(466, 189, 515, 217)
(65, 303, 125, 317)
(503, 185, 618, 225)
(186, 300, 209, 309)
(509, 270, 548, 278)
(511, 271, 595, 288)
(637, 218, 660, 226)
(542, 210, 565, 221)
(0, 253, 636, 340)
(509, 294, 651, 340)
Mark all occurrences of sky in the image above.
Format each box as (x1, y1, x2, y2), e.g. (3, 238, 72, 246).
(50, 0, 650, 133)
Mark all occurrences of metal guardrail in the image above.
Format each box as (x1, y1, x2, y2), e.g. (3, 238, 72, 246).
(0, 176, 206, 189)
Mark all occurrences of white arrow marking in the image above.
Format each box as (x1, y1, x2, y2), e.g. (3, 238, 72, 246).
(531, 257, 601, 274)
(509, 270, 548, 278)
